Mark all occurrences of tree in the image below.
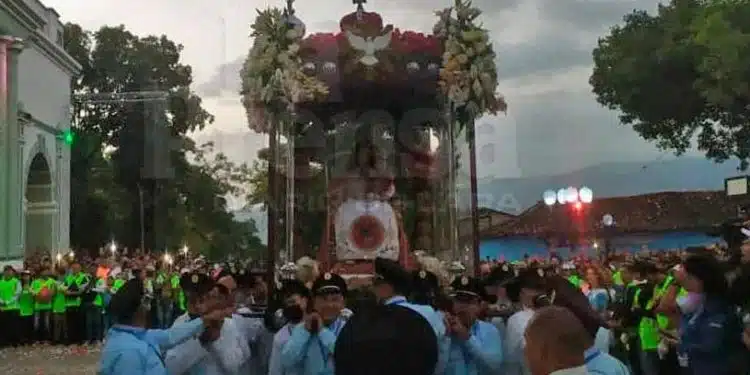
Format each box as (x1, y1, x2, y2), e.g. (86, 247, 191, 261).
(590, 0, 750, 169)
(64, 23, 262, 256)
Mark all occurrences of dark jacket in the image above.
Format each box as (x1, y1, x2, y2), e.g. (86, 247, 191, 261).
(679, 297, 744, 375)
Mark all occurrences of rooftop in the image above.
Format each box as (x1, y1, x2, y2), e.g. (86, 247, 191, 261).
(483, 190, 737, 238)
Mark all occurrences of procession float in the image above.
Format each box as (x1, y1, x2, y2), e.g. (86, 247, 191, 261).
(240, 0, 505, 283)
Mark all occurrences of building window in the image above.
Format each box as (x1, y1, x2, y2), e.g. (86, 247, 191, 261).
(56, 30, 63, 45)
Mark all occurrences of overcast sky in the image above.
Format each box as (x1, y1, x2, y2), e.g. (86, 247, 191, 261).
(44, 0, 690, 178)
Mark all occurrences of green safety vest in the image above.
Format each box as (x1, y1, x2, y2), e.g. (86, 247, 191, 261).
(655, 276, 672, 330)
(172, 275, 186, 311)
(613, 271, 624, 286)
(31, 278, 57, 310)
(0, 277, 21, 311)
(52, 279, 67, 314)
(64, 273, 90, 307)
(634, 288, 660, 350)
(111, 278, 125, 294)
(93, 278, 106, 307)
(568, 275, 582, 287)
(19, 283, 34, 317)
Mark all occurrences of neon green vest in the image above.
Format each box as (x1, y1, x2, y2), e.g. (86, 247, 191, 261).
(0, 277, 20, 311)
(64, 273, 89, 307)
(171, 275, 186, 311)
(19, 283, 34, 317)
(94, 278, 106, 307)
(613, 271, 624, 286)
(111, 279, 126, 294)
(568, 275, 582, 287)
(655, 276, 674, 329)
(634, 288, 660, 350)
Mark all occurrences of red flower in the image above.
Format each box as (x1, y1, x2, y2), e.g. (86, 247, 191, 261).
(349, 215, 386, 251)
(392, 29, 442, 56)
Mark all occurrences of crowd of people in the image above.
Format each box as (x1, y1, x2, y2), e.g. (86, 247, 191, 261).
(0, 230, 749, 375)
(0, 249, 268, 348)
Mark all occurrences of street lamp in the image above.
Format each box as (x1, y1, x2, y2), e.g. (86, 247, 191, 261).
(579, 187, 593, 203)
(543, 190, 556, 206)
(601, 213, 615, 260)
(109, 241, 117, 255)
(542, 187, 594, 207)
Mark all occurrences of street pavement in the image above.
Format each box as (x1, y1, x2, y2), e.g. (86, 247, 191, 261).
(0, 344, 99, 374)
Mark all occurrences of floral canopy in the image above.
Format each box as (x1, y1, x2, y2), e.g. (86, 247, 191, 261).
(240, 0, 506, 133)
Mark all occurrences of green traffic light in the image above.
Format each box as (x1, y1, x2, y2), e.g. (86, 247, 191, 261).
(61, 130, 75, 145)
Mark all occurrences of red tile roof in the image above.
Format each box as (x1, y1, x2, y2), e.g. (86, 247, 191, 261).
(484, 191, 736, 238)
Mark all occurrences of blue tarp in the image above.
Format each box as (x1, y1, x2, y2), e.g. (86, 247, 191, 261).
(479, 231, 722, 261)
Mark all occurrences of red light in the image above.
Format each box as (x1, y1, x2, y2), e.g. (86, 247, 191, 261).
(574, 202, 583, 211)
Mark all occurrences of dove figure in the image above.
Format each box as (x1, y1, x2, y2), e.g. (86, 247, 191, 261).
(345, 29, 392, 66)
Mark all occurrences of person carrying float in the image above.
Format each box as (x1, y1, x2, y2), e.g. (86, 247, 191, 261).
(279, 272, 349, 375)
(444, 275, 504, 375)
(164, 272, 253, 375)
(268, 278, 312, 375)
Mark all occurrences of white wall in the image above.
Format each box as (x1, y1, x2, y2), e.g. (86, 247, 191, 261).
(18, 39, 73, 252)
(17, 45, 70, 130)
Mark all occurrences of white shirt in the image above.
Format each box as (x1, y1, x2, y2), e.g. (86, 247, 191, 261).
(503, 308, 535, 375)
(165, 313, 252, 375)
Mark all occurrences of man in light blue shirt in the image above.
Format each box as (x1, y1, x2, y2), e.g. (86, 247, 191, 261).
(279, 272, 349, 375)
(268, 279, 311, 375)
(445, 275, 504, 375)
(98, 277, 224, 375)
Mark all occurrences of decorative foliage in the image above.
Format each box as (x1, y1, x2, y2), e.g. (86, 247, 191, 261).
(240, 8, 329, 133)
(434, 0, 506, 119)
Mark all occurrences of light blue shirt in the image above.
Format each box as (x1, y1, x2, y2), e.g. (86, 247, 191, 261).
(445, 320, 504, 375)
(384, 295, 449, 375)
(279, 315, 347, 375)
(98, 318, 205, 375)
(584, 346, 630, 375)
(268, 324, 299, 375)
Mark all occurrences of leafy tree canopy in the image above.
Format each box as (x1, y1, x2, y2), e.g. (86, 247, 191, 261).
(64, 23, 263, 259)
(590, 0, 750, 169)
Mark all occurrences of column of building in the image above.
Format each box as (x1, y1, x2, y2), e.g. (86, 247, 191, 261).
(0, 36, 13, 259)
(7, 38, 24, 258)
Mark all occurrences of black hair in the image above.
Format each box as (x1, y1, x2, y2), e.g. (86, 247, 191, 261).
(108, 278, 146, 325)
(683, 254, 729, 299)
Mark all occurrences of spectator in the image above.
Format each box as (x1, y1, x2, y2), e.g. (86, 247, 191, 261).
(675, 254, 744, 375)
(524, 306, 590, 375)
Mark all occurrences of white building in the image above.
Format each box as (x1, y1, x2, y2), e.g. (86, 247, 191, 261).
(0, 0, 80, 265)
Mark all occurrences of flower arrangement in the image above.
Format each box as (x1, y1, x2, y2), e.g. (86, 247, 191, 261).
(434, 0, 507, 119)
(240, 8, 329, 133)
(240, 1, 505, 134)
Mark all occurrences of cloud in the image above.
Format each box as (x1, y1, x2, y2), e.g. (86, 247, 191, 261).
(536, 0, 661, 33)
(182, 0, 672, 179)
(495, 31, 593, 79)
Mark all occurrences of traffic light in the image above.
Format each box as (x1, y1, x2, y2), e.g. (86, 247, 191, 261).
(59, 129, 75, 145)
